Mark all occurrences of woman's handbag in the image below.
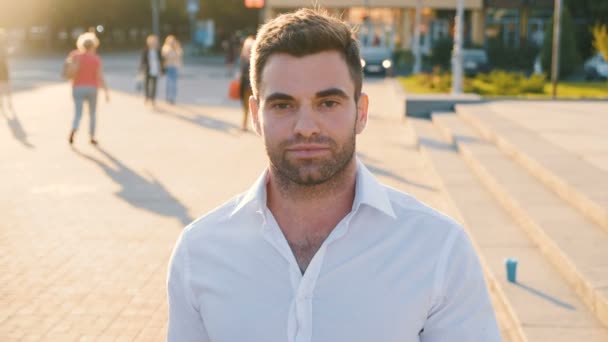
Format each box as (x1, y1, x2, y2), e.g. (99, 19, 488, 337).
(228, 78, 240, 100)
(62, 54, 80, 80)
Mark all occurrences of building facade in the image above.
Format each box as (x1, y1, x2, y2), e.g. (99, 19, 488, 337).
(484, 0, 553, 49)
(264, 0, 553, 54)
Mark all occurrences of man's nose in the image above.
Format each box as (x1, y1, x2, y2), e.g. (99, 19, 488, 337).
(293, 105, 321, 138)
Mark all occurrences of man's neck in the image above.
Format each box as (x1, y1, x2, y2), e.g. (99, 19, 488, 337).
(266, 160, 357, 272)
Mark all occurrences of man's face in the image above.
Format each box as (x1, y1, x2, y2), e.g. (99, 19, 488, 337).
(250, 51, 368, 186)
(149, 36, 158, 48)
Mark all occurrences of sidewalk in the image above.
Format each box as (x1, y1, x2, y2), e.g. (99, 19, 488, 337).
(1, 78, 264, 341)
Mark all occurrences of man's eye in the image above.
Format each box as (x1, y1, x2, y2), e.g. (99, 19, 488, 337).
(321, 100, 339, 108)
(272, 103, 291, 110)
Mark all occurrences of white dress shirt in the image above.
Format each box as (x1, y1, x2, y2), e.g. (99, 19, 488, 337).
(167, 160, 501, 342)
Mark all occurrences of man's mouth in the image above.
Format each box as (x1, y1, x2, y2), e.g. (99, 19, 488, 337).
(286, 144, 331, 157)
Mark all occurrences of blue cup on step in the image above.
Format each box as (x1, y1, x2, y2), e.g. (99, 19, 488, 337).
(506, 258, 518, 283)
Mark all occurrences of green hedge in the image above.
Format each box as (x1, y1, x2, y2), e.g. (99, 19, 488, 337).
(472, 71, 546, 95)
(412, 71, 452, 92)
(413, 70, 546, 95)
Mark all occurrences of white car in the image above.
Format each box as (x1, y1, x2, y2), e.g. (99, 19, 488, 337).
(584, 53, 608, 80)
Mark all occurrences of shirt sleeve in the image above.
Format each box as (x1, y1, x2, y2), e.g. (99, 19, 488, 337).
(420, 228, 502, 342)
(167, 231, 211, 342)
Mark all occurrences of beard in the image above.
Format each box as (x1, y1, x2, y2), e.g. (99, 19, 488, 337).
(265, 128, 356, 189)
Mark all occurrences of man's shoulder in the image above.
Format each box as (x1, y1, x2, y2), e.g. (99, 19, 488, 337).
(181, 192, 247, 238)
(383, 185, 462, 235)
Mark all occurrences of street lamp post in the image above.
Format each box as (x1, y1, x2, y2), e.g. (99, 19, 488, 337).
(151, 0, 160, 37)
(451, 0, 464, 94)
(551, 0, 563, 99)
(413, 0, 422, 74)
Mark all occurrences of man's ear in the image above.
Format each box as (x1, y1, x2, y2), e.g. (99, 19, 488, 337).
(249, 95, 262, 136)
(355, 93, 369, 134)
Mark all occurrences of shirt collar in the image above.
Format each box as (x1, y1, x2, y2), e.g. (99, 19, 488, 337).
(352, 158, 397, 219)
(229, 169, 268, 217)
(229, 158, 396, 220)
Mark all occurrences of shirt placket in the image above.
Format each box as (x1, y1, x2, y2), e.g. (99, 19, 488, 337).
(261, 208, 355, 342)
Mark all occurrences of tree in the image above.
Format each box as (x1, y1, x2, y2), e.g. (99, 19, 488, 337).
(591, 24, 608, 60)
(566, 0, 608, 26)
(541, 7, 580, 79)
(430, 36, 453, 70)
(565, 0, 608, 59)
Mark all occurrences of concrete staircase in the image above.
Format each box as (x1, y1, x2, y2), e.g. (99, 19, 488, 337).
(408, 103, 608, 341)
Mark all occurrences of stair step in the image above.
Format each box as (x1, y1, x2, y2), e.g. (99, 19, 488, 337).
(432, 113, 608, 329)
(410, 117, 608, 341)
(456, 104, 608, 232)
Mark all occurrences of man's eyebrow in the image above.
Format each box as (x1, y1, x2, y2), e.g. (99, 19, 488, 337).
(315, 88, 349, 99)
(265, 93, 295, 102)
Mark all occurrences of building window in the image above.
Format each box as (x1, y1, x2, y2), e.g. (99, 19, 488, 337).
(486, 8, 520, 48)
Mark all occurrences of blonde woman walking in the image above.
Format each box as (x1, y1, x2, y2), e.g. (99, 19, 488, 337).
(68, 32, 109, 145)
(162, 35, 183, 104)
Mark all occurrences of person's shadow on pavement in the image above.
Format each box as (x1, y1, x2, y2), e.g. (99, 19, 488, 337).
(357, 152, 437, 192)
(153, 104, 242, 135)
(1, 106, 35, 148)
(73, 145, 194, 226)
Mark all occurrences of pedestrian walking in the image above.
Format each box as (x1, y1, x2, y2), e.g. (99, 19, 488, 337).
(67, 32, 109, 145)
(0, 29, 12, 111)
(140, 34, 164, 106)
(239, 36, 255, 131)
(167, 8, 501, 342)
(161, 35, 182, 104)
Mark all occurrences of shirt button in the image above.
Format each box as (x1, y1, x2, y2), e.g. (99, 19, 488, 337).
(298, 294, 311, 301)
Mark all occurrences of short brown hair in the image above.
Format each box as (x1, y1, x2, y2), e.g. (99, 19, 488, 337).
(250, 8, 362, 101)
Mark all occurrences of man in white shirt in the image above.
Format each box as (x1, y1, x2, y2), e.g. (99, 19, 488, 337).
(167, 8, 501, 342)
